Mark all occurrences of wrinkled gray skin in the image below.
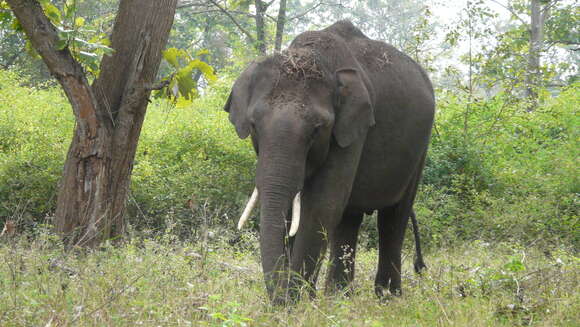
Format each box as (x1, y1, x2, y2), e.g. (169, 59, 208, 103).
(225, 20, 434, 304)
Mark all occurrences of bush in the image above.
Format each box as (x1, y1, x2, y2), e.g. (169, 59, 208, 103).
(414, 85, 579, 247)
(129, 78, 255, 233)
(0, 71, 72, 226)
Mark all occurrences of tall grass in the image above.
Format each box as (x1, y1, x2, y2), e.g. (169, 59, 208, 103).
(0, 232, 578, 326)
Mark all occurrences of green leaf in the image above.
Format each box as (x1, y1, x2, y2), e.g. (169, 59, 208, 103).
(175, 62, 198, 100)
(504, 258, 526, 272)
(158, 48, 215, 101)
(188, 59, 217, 82)
(75, 17, 85, 27)
(196, 49, 210, 57)
(0, 11, 12, 25)
(43, 3, 62, 24)
(63, 0, 77, 21)
(10, 17, 22, 32)
(77, 51, 99, 72)
(55, 38, 68, 51)
(162, 48, 181, 69)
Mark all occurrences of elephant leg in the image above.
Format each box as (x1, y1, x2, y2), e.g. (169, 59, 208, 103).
(325, 209, 364, 294)
(375, 205, 410, 297)
(288, 214, 327, 298)
(375, 151, 426, 297)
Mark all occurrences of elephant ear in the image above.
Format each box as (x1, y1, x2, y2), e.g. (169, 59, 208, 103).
(333, 68, 375, 148)
(224, 63, 257, 139)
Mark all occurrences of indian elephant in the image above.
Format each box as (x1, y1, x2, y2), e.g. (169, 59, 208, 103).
(224, 20, 434, 304)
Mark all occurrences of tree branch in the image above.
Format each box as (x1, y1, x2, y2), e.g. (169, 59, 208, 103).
(541, 0, 560, 15)
(206, 0, 255, 43)
(287, 1, 347, 21)
(264, 0, 276, 9)
(177, 0, 211, 9)
(6, 0, 101, 140)
(183, 8, 256, 18)
(489, 0, 528, 26)
(288, 1, 324, 21)
(274, 0, 287, 51)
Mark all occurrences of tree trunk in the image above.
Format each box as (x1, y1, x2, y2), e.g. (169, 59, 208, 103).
(274, 0, 287, 52)
(526, 0, 549, 111)
(7, 0, 178, 247)
(255, 0, 267, 55)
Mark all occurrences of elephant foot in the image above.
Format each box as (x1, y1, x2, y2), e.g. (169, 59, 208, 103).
(268, 278, 317, 306)
(414, 258, 427, 274)
(374, 278, 402, 299)
(324, 278, 357, 298)
(374, 286, 402, 299)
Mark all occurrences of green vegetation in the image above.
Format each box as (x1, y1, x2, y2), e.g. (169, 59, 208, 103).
(0, 71, 256, 234)
(1, 67, 577, 324)
(0, 69, 578, 245)
(0, 0, 578, 324)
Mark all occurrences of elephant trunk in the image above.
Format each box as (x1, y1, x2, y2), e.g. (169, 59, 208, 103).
(257, 142, 306, 304)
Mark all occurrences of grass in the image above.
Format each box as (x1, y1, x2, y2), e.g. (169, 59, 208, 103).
(0, 229, 578, 326)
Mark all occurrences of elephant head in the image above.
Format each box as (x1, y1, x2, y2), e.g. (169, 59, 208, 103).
(224, 43, 375, 303)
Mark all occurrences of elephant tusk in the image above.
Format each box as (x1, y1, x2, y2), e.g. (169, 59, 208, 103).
(289, 192, 301, 237)
(238, 187, 258, 230)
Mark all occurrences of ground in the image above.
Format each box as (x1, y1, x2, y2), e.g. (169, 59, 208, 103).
(0, 230, 577, 326)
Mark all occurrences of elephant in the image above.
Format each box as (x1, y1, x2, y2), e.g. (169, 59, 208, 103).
(224, 20, 434, 304)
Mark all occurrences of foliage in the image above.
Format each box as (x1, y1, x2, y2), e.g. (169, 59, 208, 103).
(414, 84, 579, 247)
(3, 0, 115, 74)
(0, 70, 255, 234)
(1, 70, 577, 248)
(442, 0, 579, 94)
(0, 2, 578, 324)
(0, 70, 73, 225)
(130, 76, 255, 233)
(157, 47, 217, 101)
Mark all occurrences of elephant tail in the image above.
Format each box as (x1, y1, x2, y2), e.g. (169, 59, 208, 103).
(410, 210, 427, 274)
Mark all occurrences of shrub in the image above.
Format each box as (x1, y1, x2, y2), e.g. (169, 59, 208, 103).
(0, 71, 72, 225)
(129, 78, 256, 232)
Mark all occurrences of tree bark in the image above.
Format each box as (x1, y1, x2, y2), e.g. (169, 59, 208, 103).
(274, 0, 287, 52)
(7, 0, 178, 247)
(255, 0, 267, 55)
(526, 0, 549, 111)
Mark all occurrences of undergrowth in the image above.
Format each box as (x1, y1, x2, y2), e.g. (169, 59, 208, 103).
(0, 229, 578, 326)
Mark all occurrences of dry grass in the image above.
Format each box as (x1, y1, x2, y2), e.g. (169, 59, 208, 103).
(276, 48, 324, 81)
(0, 229, 578, 327)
